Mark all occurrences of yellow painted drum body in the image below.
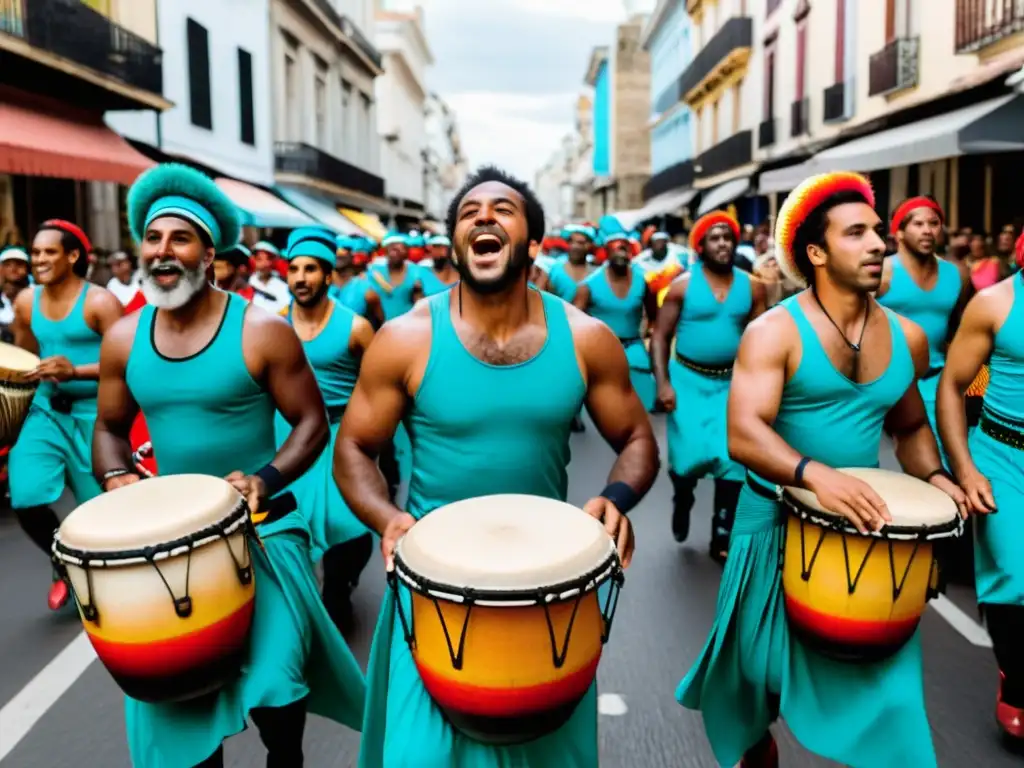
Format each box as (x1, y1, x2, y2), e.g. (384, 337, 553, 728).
(393, 495, 623, 745)
(781, 468, 962, 662)
(0, 342, 40, 445)
(53, 475, 256, 703)
(966, 364, 990, 398)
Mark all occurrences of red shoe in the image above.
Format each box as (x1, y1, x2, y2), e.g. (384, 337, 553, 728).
(739, 733, 778, 768)
(47, 578, 69, 611)
(997, 671, 1024, 739)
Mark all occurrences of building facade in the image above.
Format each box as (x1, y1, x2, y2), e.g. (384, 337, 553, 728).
(423, 92, 468, 222)
(375, 7, 433, 221)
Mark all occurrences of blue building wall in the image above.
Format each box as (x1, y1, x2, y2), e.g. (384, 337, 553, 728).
(592, 60, 611, 177)
(648, 1, 696, 175)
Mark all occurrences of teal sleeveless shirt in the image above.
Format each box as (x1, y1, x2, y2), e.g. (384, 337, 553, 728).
(405, 289, 586, 518)
(289, 298, 359, 414)
(369, 263, 420, 320)
(31, 283, 102, 412)
(877, 256, 960, 370)
(583, 264, 645, 340)
(547, 261, 589, 303)
(420, 268, 456, 297)
(125, 292, 276, 477)
(331, 275, 370, 318)
(983, 274, 1024, 423)
(675, 264, 752, 365)
(772, 298, 914, 468)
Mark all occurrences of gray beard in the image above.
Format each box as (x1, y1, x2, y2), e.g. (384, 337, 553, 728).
(140, 264, 208, 310)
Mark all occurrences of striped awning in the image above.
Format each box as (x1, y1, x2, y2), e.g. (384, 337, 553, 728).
(215, 178, 316, 229)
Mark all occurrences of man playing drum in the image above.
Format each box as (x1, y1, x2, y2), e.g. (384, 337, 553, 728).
(334, 165, 660, 767)
(651, 211, 767, 562)
(91, 163, 365, 768)
(677, 172, 967, 768)
(9, 219, 123, 610)
(936, 269, 1024, 742)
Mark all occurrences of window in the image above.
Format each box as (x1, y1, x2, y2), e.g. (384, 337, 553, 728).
(835, 0, 846, 81)
(186, 19, 212, 130)
(795, 20, 808, 100)
(284, 53, 300, 141)
(732, 81, 742, 134)
(341, 79, 353, 155)
(712, 98, 720, 145)
(361, 93, 374, 167)
(763, 47, 775, 119)
(315, 74, 327, 148)
(885, 0, 913, 41)
(238, 49, 255, 146)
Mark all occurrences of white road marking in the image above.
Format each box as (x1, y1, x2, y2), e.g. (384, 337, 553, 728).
(0, 632, 96, 761)
(929, 595, 992, 648)
(598, 693, 627, 716)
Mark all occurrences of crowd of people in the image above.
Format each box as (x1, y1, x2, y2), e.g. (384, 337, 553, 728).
(1, 160, 1022, 768)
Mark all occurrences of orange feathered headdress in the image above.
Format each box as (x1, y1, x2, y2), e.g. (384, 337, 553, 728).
(689, 211, 740, 252)
(890, 196, 944, 236)
(774, 171, 875, 287)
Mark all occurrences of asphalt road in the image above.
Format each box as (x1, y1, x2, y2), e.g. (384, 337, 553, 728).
(0, 415, 1021, 767)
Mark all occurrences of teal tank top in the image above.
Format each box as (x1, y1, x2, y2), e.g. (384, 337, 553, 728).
(675, 264, 752, 365)
(983, 274, 1024, 422)
(369, 263, 420, 320)
(771, 298, 914, 468)
(420, 268, 456, 297)
(877, 256, 960, 370)
(31, 283, 102, 410)
(547, 261, 588, 303)
(331, 276, 370, 318)
(125, 292, 276, 477)
(289, 298, 359, 415)
(405, 289, 587, 518)
(583, 264, 645, 340)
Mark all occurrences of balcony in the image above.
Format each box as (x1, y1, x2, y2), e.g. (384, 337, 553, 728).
(956, 0, 1024, 53)
(790, 97, 808, 138)
(758, 118, 776, 149)
(275, 142, 386, 200)
(679, 17, 753, 108)
(868, 37, 919, 98)
(0, 0, 164, 108)
(696, 130, 753, 179)
(823, 81, 852, 122)
(643, 159, 695, 202)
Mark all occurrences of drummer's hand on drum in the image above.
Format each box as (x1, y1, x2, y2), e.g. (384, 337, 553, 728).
(655, 383, 676, 413)
(381, 512, 417, 572)
(103, 473, 140, 493)
(225, 471, 268, 516)
(804, 463, 891, 534)
(582, 497, 635, 568)
(958, 468, 997, 516)
(30, 355, 76, 383)
(927, 473, 970, 520)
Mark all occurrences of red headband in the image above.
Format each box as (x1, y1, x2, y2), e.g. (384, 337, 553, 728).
(41, 219, 93, 255)
(689, 211, 740, 252)
(890, 197, 944, 236)
(1015, 232, 1024, 270)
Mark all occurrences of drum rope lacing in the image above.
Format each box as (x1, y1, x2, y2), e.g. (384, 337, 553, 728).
(52, 501, 254, 624)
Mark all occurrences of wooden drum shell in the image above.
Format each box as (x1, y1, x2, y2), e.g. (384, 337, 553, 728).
(0, 347, 40, 445)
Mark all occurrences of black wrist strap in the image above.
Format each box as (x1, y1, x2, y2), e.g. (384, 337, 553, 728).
(926, 467, 955, 484)
(600, 481, 639, 514)
(794, 456, 813, 486)
(255, 464, 286, 496)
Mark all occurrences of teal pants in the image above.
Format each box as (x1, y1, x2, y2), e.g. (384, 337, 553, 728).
(9, 405, 101, 508)
(624, 340, 655, 413)
(970, 428, 1024, 605)
(666, 360, 743, 481)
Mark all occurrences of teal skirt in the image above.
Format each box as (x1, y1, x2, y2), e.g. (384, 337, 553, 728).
(666, 360, 742, 481)
(9, 404, 101, 508)
(624, 340, 655, 413)
(359, 585, 599, 768)
(274, 415, 370, 562)
(917, 372, 948, 466)
(969, 428, 1024, 605)
(676, 486, 937, 767)
(125, 524, 366, 768)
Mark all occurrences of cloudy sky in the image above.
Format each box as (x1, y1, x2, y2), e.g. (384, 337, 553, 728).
(397, 0, 631, 182)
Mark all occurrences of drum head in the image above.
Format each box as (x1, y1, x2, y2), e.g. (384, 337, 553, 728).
(59, 474, 245, 552)
(783, 467, 960, 535)
(396, 494, 615, 592)
(0, 342, 40, 375)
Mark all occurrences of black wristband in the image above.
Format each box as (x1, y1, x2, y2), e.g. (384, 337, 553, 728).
(794, 456, 813, 486)
(255, 464, 286, 496)
(926, 468, 955, 484)
(600, 481, 640, 514)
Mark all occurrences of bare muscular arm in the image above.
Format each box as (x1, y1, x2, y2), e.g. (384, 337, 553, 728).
(74, 288, 124, 381)
(364, 289, 385, 328)
(651, 276, 687, 390)
(749, 279, 768, 321)
(946, 260, 974, 344)
(93, 314, 143, 482)
(348, 314, 375, 359)
(532, 269, 551, 293)
(572, 283, 592, 312)
(11, 287, 37, 354)
(642, 283, 658, 329)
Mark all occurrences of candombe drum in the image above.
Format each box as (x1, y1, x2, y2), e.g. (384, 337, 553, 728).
(0, 341, 41, 444)
(781, 468, 962, 662)
(392, 494, 624, 745)
(52, 474, 256, 703)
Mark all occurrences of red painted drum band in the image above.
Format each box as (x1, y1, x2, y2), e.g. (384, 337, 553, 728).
(391, 494, 624, 746)
(780, 468, 962, 663)
(0, 341, 41, 445)
(53, 475, 258, 703)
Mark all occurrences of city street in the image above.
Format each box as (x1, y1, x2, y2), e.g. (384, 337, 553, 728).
(0, 415, 1021, 767)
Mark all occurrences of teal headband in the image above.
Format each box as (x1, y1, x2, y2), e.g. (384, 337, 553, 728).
(145, 196, 221, 245)
(252, 240, 281, 257)
(286, 227, 337, 267)
(427, 234, 451, 247)
(382, 231, 407, 247)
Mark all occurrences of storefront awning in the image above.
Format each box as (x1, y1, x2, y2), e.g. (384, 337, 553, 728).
(614, 188, 698, 230)
(275, 185, 365, 236)
(340, 208, 387, 241)
(758, 160, 816, 194)
(801, 95, 1024, 176)
(0, 97, 154, 185)
(697, 178, 750, 215)
(215, 178, 315, 229)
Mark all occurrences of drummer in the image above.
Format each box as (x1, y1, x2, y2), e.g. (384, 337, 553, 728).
(334, 165, 659, 766)
(651, 211, 767, 560)
(8, 219, 123, 610)
(936, 266, 1024, 741)
(91, 163, 365, 768)
(278, 227, 374, 633)
(677, 172, 966, 767)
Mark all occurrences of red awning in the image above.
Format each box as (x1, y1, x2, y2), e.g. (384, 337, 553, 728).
(0, 89, 154, 186)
